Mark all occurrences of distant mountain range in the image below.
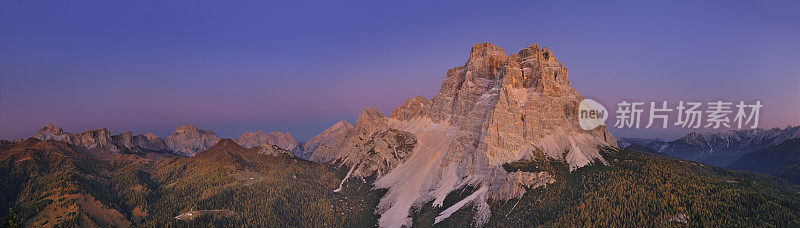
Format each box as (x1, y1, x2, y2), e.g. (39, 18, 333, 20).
(728, 138, 800, 185)
(618, 126, 800, 167)
(31, 123, 303, 158)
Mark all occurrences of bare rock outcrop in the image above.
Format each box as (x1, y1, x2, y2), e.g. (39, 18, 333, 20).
(111, 131, 169, 153)
(236, 130, 300, 153)
(389, 95, 430, 121)
(33, 123, 170, 154)
(309, 108, 417, 179)
(300, 120, 353, 159)
(258, 142, 295, 156)
(34, 123, 118, 151)
(165, 124, 220, 157)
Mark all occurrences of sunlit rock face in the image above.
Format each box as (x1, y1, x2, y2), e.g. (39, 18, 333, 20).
(34, 123, 119, 151)
(165, 124, 220, 157)
(112, 131, 169, 153)
(236, 130, 300, 153)
(306, 43, 617, 227)
(301, 120, 352, 159)
(258, 141, 295, 156)
(33, 123, 171, 154)
(309, 108, 417, 179)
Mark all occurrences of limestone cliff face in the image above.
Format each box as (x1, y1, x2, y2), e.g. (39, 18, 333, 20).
(111, 131, 169, 153)
(389, 95, 430, 121)
(33, 123, 170, 154)
(309, 108, 417, 179)
(165, 124, 220, 157)
(34, 123, 118, 151)
(236, 130, 300, 153)
(305, 43, 616, 227)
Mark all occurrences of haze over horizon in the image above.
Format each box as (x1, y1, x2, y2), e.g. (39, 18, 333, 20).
(2, 0, 799, 141)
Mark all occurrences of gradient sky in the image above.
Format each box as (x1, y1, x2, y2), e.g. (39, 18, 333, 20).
(2, 0, 799, 141)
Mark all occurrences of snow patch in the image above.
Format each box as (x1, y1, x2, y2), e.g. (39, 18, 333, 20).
(434, 185, 487, 224)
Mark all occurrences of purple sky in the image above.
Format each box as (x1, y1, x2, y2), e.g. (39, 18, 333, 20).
(2, 0, 799, 141)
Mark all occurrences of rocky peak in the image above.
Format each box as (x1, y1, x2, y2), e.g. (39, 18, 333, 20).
(354, 107, 389, 138)
(301, 121, 353, 159)
(111, 131, 168, 153)
(372, 43, 616, 227)
(505, 43, 571, 94)
(34, 123, 69, 141)
(236, 130, 300, 152)
(258, 141, 294, 156)
(33, 123, 118, 151)
(144, 132, 160, 141)
(236, 130, 268, 148)
(165, 124, 220, 157)
(301, 43, 617, 227)
(174, 124, 198, 133)
(264, 132, 299, 151)
(466, 43, 508, 80)
(681, 132, 703, 142)
(390, 95, 430, 121)
(308, 107, 417, 179)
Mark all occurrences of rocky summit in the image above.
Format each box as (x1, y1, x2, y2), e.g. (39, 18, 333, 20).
(305, 43, 617, 227)
(165, 124, 221, 157)
(300, 120, 353, 159)
(236, 130, 300, 153)
(33, 123, 170, 154)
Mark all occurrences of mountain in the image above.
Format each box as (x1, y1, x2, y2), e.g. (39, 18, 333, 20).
(616, 137, 664, 148)
(112, 131, 170, 154)
(308, 108, 417, 184)
(33, 123, 119, 151)
(165, 124, 221, 157)
(33, 123, 170, 154)
(235, 130, 300, 153)
(618, 126, 800, 166)
(300, 120, 352, 159)
(305, 43, 617, 227)
(728, 138, 800, 185)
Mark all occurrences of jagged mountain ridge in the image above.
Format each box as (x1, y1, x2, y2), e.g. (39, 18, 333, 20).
(165, 124, 221, 157)
(34, 123, 168, 154)
(305, 42, 617, 227)
(32, 123, 219, 157)
(618, 126, 800, 167)
(300, 120, 353, 159)
(31, 123, 308, 158)
(235, 130, 301, 154)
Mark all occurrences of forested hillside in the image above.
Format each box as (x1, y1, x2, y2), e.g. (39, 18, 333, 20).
(421, 147, 800, 227)
(2, 139, 800, 227)
(0, 139, 383, 227)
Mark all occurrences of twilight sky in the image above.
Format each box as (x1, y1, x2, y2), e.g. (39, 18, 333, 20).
(2, 0, 799, 141)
